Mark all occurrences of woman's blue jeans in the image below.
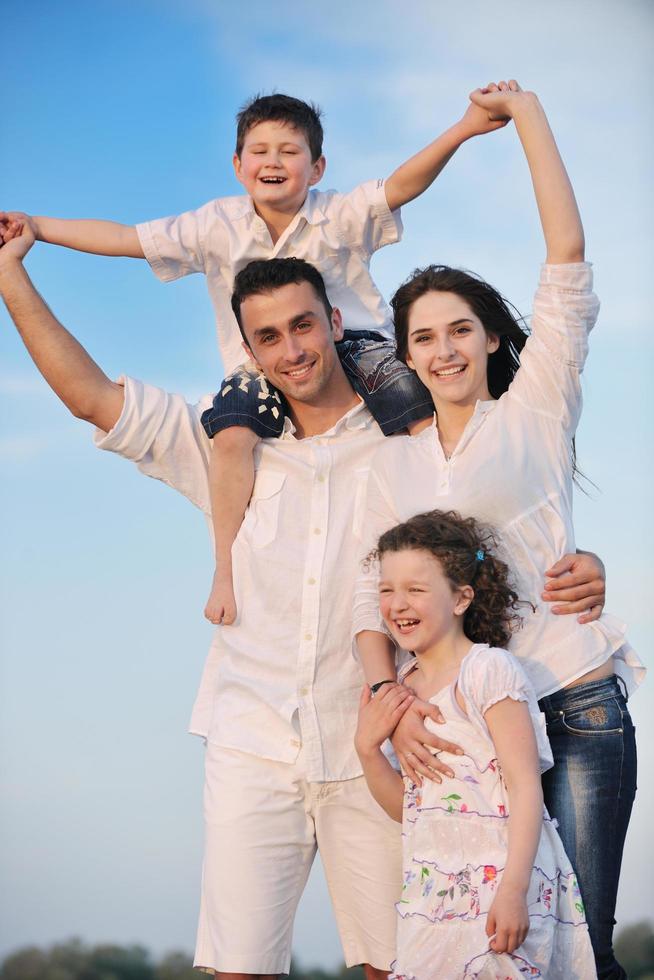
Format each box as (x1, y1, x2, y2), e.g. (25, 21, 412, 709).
(539, 675, 637, 980)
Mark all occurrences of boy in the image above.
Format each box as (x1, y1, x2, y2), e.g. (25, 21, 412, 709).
(0, 92, 507, 626)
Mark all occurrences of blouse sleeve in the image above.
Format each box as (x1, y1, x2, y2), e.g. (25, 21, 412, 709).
(506, 262, 600, 438)
(351, 454, 402, 650)
(459, 646, 554, 773)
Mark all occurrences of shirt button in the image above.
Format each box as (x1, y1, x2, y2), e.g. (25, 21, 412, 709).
(290, 738, 300, 747)
(307, 577, 316, 585)
(314, 527, 321, 535)
(317, 475, 325, 483)
(300, 687, 309, 696)
(305, 632, 313, 641)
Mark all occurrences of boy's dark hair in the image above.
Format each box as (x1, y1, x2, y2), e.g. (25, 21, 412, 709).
(391, 265, 528, 400)
(371, 509, 529, 649)
(231, 257, 333, 342)
(235, 94, 324, 162)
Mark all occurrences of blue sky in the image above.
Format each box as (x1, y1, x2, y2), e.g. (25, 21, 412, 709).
(1, 0, 652, 968)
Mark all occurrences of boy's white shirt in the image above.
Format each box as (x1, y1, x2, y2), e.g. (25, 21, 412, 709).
(94, 388, 385, 782)
(136, 180, 402, 377)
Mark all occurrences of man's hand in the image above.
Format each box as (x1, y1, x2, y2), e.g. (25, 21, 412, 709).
(0, 219, 35, 269)
(390, 696, 463, 784)
(355, 683, 414, 757)
(543, 551, 606, 623)
(0, 211, 38, 245)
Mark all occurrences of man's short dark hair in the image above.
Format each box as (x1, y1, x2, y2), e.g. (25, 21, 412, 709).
(231, 258, 333, 342)
(235, 94, 324, 162)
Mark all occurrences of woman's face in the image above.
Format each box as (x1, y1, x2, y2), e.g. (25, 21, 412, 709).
(405, 291, 499, 409)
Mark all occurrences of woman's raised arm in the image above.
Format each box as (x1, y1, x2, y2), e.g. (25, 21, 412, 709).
(470, 82, 584, 264)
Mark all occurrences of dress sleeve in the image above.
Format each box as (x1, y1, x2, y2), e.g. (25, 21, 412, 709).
(506, 262, 600, 437)
(459, 646, 554, 773)
(333, 179, 403, 256)
(93, 376, 212, 515)
(351, 456, 402, 650)
(136, 203, 213, 282)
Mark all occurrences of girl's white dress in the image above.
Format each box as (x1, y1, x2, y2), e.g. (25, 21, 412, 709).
(390, 644, 597, 979)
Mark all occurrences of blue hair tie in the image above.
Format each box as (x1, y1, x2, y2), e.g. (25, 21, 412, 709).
(475, 549, 485, 562)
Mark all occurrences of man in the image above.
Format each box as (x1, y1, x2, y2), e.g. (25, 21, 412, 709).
(0, 224, 606, 978)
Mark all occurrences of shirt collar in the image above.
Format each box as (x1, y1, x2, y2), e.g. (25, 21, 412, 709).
(233, 189, 328, 228)
(280, 397, 373, 441)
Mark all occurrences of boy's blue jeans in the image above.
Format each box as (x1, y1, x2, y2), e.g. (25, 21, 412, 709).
(539, 674, 637, 980)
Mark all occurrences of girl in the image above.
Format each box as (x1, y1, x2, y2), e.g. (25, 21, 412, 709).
(355, 509, 597, 978)
(353, 82, 643, 978)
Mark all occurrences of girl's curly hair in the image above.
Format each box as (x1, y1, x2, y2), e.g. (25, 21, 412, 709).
(373, 510, 530, 649)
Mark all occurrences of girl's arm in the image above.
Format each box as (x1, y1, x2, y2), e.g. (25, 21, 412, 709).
(0, 211, 144, 257)
(484, 697, 543, 955)
(469, 81, 584, 263)
(354, 683, 411, 822)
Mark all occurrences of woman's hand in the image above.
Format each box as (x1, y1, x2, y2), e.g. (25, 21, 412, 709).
(469, 79, 533, 121)
(486, 883, 530, 954)
(543, 550, 606, 623)
(354, 683, 414, 757)
(390, 696, 463, 784)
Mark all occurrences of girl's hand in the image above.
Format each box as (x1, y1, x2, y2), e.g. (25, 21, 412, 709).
(355, 683, 414, 756)
(458, 97, 510, 139)
(469, 79, 531, 122)
(486, 883, 530, 954)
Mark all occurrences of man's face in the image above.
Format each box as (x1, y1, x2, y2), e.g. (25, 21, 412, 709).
(240, 281, 344, 409)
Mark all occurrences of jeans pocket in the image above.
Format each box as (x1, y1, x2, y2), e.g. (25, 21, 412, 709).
(559, 696, 624, 736)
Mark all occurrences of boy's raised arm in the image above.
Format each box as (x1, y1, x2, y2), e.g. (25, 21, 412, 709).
(384, 87, 510, 213)
(0, 210, 144, 258)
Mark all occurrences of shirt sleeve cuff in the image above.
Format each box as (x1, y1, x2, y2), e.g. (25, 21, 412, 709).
(135, 221, 176, 283)
(93, 375, 157, 460)
(539, 262, 593, 292)
(369, 178, 404, 247)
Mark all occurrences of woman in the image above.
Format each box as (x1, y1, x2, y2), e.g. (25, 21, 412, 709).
(353, 81, 643, 979)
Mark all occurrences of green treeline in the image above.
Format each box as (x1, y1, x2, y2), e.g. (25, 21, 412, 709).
(2, 925, 654, 979)
(0, 940, 365, 980)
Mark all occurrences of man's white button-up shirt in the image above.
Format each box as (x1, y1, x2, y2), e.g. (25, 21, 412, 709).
(95, 392, 384, 782)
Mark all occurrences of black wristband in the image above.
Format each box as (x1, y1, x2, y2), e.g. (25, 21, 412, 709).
(370, 679, 395, 696)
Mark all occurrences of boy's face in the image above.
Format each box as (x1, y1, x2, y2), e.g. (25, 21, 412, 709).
(234, 120, 326, 216)
(239, 280, 343, 410)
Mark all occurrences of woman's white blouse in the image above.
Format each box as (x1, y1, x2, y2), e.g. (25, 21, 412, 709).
(353, 263, 644, 699)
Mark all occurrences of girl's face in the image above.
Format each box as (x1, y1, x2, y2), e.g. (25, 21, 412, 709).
(379, 549, 472, 654)
(405, 291, 499, 410)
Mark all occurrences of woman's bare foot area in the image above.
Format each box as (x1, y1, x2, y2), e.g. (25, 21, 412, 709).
(204, 568, 237, 625)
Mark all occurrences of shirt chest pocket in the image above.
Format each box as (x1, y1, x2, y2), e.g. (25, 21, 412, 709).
(240, 470, 286, 550)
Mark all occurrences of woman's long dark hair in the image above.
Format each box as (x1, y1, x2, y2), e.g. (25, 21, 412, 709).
(391, 265, 528, 399)
(391, 264, 588, 485)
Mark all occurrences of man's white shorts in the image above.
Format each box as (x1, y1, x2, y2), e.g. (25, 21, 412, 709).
(194, 743, 402, 975)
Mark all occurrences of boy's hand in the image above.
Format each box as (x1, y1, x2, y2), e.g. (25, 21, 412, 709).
(355, 683, 414, 756)
(469, 79, 532, 122)
(0, 219, 35, 266)
(0, 211, 39, 244)
(486, 883, 530, 954)
(459, 87, 511, 139)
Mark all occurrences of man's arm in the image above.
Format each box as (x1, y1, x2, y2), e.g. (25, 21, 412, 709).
(0, 222, 124, 432)
(384, 91, 510, 212)
(0, 210, 144, 258)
